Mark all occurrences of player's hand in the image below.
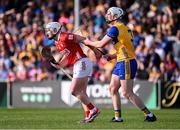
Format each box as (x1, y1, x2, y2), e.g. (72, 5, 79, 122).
(83, 38, 91, 46)
(93, 48, 103, 60)
(50, 59, 61, 69)
(85, 45, 104, 60)
(102, 54, 112, 61)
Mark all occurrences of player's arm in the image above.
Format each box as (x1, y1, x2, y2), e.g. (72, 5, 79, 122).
(86, 45, 105, 60)
(75, 34, 86, 43)
(66, 33, 86, 44)
(103, 53, 117, 61)
(50, 49, 69, 69)
(84, 35, 112, 48)
(83, 26, 118, 48)
(73, 34, 104, 59)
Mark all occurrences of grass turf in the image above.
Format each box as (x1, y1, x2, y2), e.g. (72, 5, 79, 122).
(0, 108, 180, 129)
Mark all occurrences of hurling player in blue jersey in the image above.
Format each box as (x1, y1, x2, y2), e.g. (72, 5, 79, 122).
(84, 7, 157, 122)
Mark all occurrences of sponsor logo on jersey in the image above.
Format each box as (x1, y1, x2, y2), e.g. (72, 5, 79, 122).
(68, 35, 73, 40)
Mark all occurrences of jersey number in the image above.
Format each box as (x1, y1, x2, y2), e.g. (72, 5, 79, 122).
(81, 61, 86, 70)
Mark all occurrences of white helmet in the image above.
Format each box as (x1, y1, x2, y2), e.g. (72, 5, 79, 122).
(44, 22, 62, 39)
(106, 7, 124, 23)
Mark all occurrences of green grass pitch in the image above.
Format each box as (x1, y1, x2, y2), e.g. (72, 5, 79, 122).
(0, 108, 180, 129)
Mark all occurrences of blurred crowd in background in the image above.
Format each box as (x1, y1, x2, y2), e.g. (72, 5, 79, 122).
(0, 0, 179, 83)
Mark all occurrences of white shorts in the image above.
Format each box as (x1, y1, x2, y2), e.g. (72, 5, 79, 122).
(73, 58, 93, 78)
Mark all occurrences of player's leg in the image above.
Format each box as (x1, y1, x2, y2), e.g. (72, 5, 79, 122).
(121, 79, 146, 109)
(109, 74, 123, 122)
(81, 104, 90, 122)
(120, 79, 156, 121)
(71, 58, 100, 123)
(70, 77, 100, 123)
(120, 58, 156, 122)
(70, 77, 92, 108)
(80, 82, 90, 122)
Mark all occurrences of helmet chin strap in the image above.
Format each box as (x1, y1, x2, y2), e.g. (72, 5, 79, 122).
(106, 17, 120, 24)
(49, 36, 55, 40)
(51, 26, 62, 40)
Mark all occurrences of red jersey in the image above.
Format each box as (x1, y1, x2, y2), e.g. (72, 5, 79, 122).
(54, 32, 87, 66)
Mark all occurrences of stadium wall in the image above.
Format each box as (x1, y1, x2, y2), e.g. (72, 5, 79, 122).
(2, 80, 179, 109)
(0, 82, 8, 107)
(6, 80, 158, 109)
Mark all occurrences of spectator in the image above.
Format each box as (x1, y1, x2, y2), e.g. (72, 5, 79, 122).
(164, 52, 178, 80)
(172, 30, 180, 67)
(0, 62, 8, 81)
(0, 0, 179, 83)
(148, 66, 161, 83)
(15, 61, 28, 81)
(171, 68, 180, 82)
(147, 47, 161, 70)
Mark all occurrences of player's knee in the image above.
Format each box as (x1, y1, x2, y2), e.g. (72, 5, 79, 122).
(122, 91, 131, 99)
(70, 89, 77, 96)
(109, 86, 118, 95)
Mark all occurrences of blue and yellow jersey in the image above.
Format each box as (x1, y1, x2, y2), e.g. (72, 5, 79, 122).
(107, 22, 135, 61)
(107, 22, 137, 80)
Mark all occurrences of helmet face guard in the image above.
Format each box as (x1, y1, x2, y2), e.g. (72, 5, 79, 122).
(106, 7, 124, 24)
(44, 22, 62, 39)
(45, 28, 55, 39)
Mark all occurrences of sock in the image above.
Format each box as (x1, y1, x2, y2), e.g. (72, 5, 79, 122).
(114, 109, 121, 120)
(85, 110, 90, 118)
(147, 112, 153, 117)
(87, 102, 94, 110)
(141, 107, 151, 115)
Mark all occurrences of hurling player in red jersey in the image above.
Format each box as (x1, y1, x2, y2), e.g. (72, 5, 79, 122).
(43, 22, 100, 123)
